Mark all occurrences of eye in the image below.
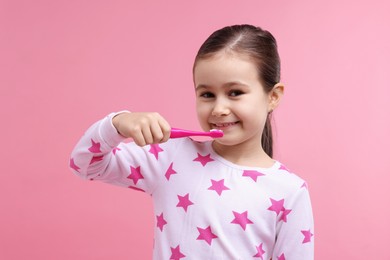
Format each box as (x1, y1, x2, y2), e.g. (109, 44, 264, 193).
(229, 90, 244, 97)
(199, 92, 215, 98)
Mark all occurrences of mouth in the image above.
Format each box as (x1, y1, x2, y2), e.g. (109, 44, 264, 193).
(211, 121, 240, 129)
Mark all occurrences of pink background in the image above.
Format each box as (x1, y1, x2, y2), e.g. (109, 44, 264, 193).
(1, 0, 389, 259)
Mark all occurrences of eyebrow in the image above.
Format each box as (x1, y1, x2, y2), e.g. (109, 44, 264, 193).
(195, 81, 250, 90)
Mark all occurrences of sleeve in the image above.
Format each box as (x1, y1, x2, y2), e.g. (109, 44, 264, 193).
(272, 184, 315, 260)
(69, 112, 182, 195)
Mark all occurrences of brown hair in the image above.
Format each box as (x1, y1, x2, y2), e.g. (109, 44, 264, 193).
(193, 24, 281, 157)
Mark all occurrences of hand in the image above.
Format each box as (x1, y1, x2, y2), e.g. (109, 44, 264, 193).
(112, 112, 171, 146)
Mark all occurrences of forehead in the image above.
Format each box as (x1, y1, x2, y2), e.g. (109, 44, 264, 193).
(193, 52, 259, 86)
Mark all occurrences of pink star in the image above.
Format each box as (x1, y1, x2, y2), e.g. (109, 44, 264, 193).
(301, 229, 314, 243)
(156, 213, 167, 231)
(301, 181, 308, 189)
(89, 155, 103, 165)
(176, 193, 194, 212)
(193, 153, 214, 166)
(231, 211, 254, 230)
(88, 139, 101, 153)
(127, 166, 144, 185)
(165, 163, 177, 180)
(196, 226, 218, 245)
(267, 198, 285, 215)
(242, 170, 265, 182)
(170, 245, 186, 260)
(69, 158, 80, 172)
(149, 144, 164, 159)
(253, 242, 265, 259)
(279, 164, 290, 172)
(279, 208, 292, 222)
(208, 179, 230, 196)
(112, 147, 121, 155)
(278, 253, 286, 260)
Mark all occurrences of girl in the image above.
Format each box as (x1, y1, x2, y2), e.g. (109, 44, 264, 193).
(70, 24, 314, 259)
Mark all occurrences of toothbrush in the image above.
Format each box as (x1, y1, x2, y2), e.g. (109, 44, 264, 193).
(170, 128, 224, 139)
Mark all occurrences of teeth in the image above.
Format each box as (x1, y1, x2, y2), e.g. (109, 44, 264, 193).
(214, 122, 236, 127)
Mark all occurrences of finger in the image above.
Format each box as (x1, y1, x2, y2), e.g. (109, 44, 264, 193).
(158, 118, 171, 143)
(131, 128, 147, 146)
(150, 121, 164, 143)
(141, 125, 154, 145)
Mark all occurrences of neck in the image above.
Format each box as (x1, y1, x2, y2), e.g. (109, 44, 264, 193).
(211, 140, 275, 168)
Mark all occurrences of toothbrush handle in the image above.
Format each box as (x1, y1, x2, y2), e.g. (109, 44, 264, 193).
(170, 128, 208, 138)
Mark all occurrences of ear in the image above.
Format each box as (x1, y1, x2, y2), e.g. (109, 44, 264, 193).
(268, 83, 284, 113)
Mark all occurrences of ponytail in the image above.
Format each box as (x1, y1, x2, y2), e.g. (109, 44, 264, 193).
(261, 113, 273, 158)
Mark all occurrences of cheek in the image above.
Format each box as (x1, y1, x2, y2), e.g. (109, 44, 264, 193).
(236, 98, 268, 122)
(196, 102, 209, 121)
(196, 102, 213, 130)
(196, 100, 209, 114)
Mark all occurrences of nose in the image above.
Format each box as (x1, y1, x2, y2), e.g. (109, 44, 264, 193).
(211, 98, 230, 117)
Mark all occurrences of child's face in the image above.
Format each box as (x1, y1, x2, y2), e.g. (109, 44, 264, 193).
(193, 51, 272, 147)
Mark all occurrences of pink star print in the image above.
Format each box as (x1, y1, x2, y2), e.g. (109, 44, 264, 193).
(89, 155, 103, 165)
(301, 229, 314, 243)
(196, 226, 218, 245)
(267, 198, 285, 215)
(156, 213, 167, 231)
(231, 211, 254, 230)
(242, 170, 265, 182)
(208, 179, 230, 196)
(279, 208, 292, 222)
(165, 163, 177, 180)
(170, 245, 185, 260)
(193, 153, 214, 166)
(69, 158, 80, 172)
(253, 242, 265, 259)
(112, 147, 121, 155)
(278, 253, 286, 260)
(149, 144, 164, 159)
(301, 181, 308, 189)
(176, 193, 194, 212)
(279, 164, 290, 172)
(88, 139, 101, 153)
(127, 166, 144, 185)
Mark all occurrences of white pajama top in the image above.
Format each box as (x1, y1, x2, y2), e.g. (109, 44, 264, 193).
(70, 113, 314, 260)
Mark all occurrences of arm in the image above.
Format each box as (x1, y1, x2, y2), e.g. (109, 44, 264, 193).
(69, 111, 173, 194)
(272, 185, 315, 260)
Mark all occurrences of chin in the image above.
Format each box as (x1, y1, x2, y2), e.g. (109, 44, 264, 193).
(213, 138, 241, 147)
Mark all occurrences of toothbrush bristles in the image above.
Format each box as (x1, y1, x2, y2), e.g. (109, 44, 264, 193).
(210, 129, 224, 137)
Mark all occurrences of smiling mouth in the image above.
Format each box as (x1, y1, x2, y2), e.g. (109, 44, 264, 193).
(212, 121, 240, 128)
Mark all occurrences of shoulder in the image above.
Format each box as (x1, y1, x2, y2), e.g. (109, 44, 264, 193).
(263, 161, 309, 197)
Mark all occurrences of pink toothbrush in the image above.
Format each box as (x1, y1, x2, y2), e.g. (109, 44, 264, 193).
(170, 128, 224, 139)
